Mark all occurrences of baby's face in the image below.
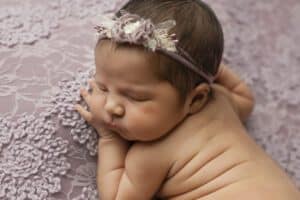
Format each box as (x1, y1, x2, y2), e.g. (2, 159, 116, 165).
(93, 41, 189, 141)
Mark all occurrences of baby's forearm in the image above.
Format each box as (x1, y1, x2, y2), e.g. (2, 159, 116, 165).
(97, 135, 130, 200)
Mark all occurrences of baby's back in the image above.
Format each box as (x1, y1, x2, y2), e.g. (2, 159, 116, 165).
(155, 92, 299, 200)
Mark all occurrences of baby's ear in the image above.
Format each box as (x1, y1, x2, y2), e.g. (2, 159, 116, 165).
(187, 83, 210, 114)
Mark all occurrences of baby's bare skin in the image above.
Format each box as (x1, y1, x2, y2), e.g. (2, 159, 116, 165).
(75, 42, 299, 199)
(135, 87, 299, 199)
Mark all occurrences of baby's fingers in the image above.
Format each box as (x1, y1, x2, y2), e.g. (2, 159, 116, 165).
(79, 87, 91, 103)
(88, 79, 99, 93)
(74, 104, 93, 123)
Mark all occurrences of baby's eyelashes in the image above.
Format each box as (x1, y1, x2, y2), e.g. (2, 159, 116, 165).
(88, 79, 151, 102)
(124, 93, 150, 102)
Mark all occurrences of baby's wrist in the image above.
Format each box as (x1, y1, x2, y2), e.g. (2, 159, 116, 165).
(96, 127, 118, 139)
(97, 128, 130, 145)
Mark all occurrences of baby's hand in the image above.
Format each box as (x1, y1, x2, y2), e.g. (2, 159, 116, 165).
(74, 79, 116, 139)
(214, 63, 255, 122)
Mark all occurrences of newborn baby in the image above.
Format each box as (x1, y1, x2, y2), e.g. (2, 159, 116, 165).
(75, 0, 300, 199)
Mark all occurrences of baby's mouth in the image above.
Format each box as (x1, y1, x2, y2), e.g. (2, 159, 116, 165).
(104, 123, 130, 139)
(104, 123, 121, 132)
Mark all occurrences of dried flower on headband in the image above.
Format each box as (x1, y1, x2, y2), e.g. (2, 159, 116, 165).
(94, 11, 215, 84)
(95, 11, 178, 52)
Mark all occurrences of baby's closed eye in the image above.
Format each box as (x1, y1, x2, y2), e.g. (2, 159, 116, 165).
(123, 92, 151, 102)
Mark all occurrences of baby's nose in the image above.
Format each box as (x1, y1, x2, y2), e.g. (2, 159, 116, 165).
(104, 96, 125, 118)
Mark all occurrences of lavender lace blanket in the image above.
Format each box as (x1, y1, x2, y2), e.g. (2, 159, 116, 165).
(0, 0, 299, 199)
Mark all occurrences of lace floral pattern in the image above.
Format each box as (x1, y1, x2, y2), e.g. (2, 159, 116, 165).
(0, 114, 70, 199)
(0, 0, 126, 199)
(0, 0, 125, 47)
(52, 68, 99, 156)
(0, 0, 299, 199)
(211, 0, 300, 184)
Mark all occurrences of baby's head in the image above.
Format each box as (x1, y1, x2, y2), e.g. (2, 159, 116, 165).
(118, 0, 224, 101)
(93, 0, 223, 141)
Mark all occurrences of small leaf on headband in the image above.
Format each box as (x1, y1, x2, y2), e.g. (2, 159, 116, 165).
(94, 11, 178, 52)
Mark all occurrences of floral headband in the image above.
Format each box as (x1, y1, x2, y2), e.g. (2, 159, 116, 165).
(94, 11, 215, 84)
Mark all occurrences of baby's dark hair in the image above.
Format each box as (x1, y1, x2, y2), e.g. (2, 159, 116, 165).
(116, 0, 224, 102)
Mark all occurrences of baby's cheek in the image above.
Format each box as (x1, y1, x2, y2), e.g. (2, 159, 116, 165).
(124, 104, 144, 121)
(126, 105, 162, 130)
(136, 103, 160, 118)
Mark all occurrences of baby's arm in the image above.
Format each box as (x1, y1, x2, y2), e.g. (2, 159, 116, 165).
(75, 104, 131, 200)
(74, 80, 130, 199)
(115, 143, 170, 200)
(214, 63, 255, 122)
(75, 79, 171, 199)
(97, 132, 130, 200)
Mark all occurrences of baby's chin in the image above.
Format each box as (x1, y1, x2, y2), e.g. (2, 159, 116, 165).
(119, 133, 135, 141)
(120, 131, 165, 142)
(116, 130, 137, 141)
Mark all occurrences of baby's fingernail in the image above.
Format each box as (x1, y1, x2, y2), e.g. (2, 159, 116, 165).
(74, 104, 79, 110)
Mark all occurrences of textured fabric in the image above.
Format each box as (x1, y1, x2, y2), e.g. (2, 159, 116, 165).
(0, 0, 299, 199)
